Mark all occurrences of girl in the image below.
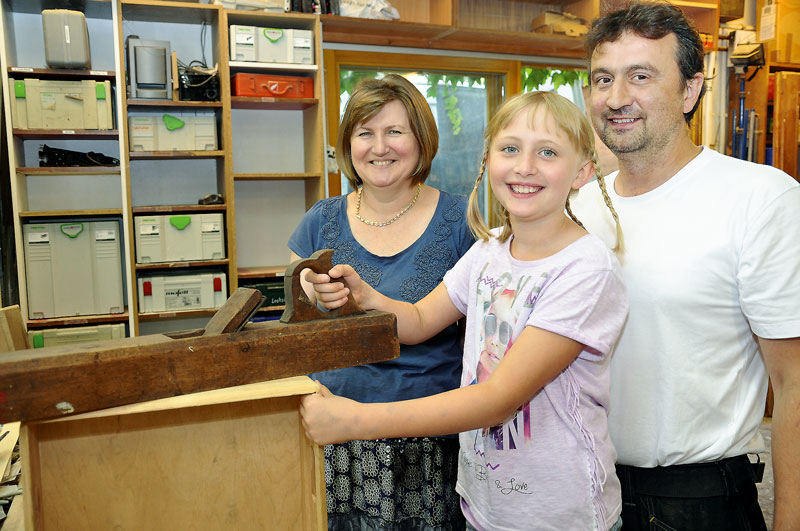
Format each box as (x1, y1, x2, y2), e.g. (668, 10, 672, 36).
(301, 91, 628, 531)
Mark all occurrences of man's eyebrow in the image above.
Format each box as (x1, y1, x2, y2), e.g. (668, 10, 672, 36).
(590, 64, 659, 77)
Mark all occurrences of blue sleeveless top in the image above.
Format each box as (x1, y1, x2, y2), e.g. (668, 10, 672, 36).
(289, 189, 474, 403)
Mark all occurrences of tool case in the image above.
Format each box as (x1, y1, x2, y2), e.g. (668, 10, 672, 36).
(231, 73, 313, 99)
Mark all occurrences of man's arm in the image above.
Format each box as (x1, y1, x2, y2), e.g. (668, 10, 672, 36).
(759, 336, 800, 530)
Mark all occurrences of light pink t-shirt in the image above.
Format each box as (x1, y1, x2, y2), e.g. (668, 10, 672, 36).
(443, 232, 628, 531)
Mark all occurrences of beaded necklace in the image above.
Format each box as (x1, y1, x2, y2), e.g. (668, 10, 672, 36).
(355, 183, 422, 227)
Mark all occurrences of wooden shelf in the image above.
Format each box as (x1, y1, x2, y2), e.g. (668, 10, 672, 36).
(230, 96, 317, 110)
(26, 310, 129, 329)
(17, 166, 121, 175)
(128, 99, 222, 108)
(132, 204, 227, 214)
(238, 266, 286, 279)
(13, 129, 119, 140)
(320, 15, 587, 59)
(7, 67, 115, 80)
(233, 172, 321, 181)
(137, 308, 218, 321)
(19, 209, 123, 218)
(229, 61, 319, 73)
(135, 259, 229, 271)
(129, 150, 225, 160)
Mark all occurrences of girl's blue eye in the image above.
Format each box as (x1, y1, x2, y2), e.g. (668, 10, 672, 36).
(502, 146, 518, 154)
(540, 149, 556, 157)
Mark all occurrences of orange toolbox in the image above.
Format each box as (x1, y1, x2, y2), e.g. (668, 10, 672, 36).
(232, 73, 314, 99)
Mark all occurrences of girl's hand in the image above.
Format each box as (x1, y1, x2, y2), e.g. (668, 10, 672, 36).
(303, 264, 369, 310)
(300, 383, 362, 445)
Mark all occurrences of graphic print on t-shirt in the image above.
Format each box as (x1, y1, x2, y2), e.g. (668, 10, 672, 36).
(469, 265, 547, 453)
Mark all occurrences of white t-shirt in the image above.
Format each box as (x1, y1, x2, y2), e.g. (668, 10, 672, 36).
(444, 232, 628, 531)
(571, 146, 800, 467)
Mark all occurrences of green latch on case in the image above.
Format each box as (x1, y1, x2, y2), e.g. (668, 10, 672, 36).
(162, 114, 185, 131)
(96, 83, 106, 100)
(263, 28, 284, 43)
(169, 215, 191, 230)
(32, 333, 44, 348)
(14, 80, 25, 98)
(60, 223, 84, 238)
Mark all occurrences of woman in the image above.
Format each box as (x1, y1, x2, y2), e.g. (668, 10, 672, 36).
(289, 74, 473, 530)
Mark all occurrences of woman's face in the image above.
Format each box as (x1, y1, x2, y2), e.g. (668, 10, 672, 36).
(350, 100, 421, 189)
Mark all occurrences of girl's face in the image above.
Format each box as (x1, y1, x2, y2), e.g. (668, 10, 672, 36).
(350, 100, 420, 189)
(488, 107, 591, 227)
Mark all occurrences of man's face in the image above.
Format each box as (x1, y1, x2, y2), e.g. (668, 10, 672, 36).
(588, 31, 695, 158)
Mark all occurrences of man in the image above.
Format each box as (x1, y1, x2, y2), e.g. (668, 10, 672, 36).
(572, 2, 800, 529)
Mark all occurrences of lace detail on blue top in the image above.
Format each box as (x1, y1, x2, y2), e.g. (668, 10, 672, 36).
(316, 193, 466, 303)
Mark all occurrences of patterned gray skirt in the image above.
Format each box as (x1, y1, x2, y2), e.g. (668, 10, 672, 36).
(325, 437, 465, 531)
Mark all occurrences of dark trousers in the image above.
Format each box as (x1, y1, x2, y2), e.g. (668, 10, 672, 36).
(617, 455, 768, 531)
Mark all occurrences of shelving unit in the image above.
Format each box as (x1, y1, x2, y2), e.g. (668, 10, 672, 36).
(0, 0, 130, 335)
(223, 9, 325, 303)
(1, 0, 326, 336)
(735, 0, 800, 180)
(320, 0, 719, 58)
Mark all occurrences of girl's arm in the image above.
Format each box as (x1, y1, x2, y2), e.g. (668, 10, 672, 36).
(306, 264, 464, 345)
(301, 324, 584, 445)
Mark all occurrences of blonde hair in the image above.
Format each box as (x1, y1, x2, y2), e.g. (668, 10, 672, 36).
(336, 74, 438, 190)
(467, 91, 624, 254)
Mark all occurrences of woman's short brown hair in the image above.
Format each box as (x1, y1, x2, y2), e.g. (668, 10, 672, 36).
(336, 74, 439, 190)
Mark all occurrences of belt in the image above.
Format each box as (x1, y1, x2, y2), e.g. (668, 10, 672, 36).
(617, 455, 763, 498)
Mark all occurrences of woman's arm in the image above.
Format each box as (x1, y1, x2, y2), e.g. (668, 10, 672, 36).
(300, 325, 584, 445)
(306, 264, 463, 345)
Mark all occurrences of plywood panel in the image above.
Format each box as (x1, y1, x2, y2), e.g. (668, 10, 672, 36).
(23, 377, 324, 530)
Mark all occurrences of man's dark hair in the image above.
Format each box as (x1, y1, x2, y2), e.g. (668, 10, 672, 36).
(585, 2, 706, 124)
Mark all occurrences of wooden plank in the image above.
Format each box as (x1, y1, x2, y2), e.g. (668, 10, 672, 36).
(0, 306, 29, 352)
(202, 287, 264, 335)
(0, 312, 398, 424)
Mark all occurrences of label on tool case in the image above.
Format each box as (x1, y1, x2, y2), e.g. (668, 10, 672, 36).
(165, 287, 202, 310)
(28, 231, 50, 244)
(139, 223, 160, 235)
(202, 221, 221, 233)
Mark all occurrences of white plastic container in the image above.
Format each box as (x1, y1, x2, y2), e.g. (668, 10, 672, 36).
(12, 78, 113, 130)
(23, 221, 125, 319)
(135, 213, 225, 263)
(128, 113, 217, 151)
(137, 272, 227, 313)
(257, 28, 313, 64)
(28, 323, 126, 348)
(230, 25, 257, 62)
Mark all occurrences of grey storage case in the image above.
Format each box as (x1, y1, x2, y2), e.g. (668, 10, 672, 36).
(42, 9, 91, 69)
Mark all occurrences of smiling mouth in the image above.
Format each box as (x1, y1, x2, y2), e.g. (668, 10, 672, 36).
(371, 160, 394, 166)
(609, 117, 638, 124)
(509, 184, 542, 194)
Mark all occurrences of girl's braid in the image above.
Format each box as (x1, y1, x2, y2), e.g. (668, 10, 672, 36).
(590, 150, 625, 254)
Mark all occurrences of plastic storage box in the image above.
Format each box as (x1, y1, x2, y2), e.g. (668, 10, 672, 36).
(135, 213, 225, 263)
(28, 323, 126, 348)
(137, 272, 227, 313)
(128, 113, 217, 151)
(41, 9, 91, 69)
(11, 78, 113, 130)
(230, 25, 313, 64)
(232, 73, 313, 99)
(23, 221, 125, 319)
